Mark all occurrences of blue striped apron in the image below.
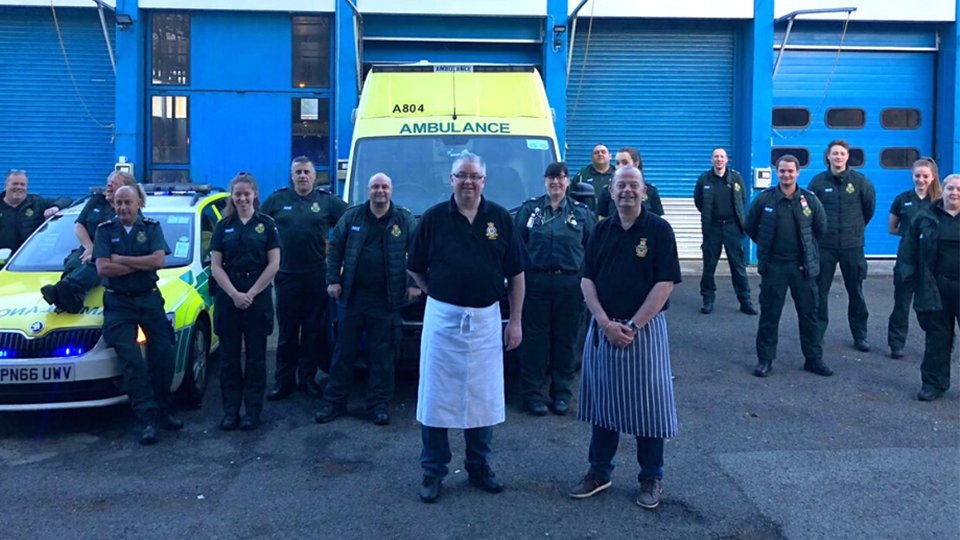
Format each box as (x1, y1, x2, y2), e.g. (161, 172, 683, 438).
(577, 312, 678, 438)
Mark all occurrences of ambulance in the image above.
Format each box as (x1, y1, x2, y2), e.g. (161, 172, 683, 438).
(342, 63, 561, 214)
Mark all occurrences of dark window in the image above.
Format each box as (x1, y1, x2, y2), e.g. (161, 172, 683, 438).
(825, 108, 865, 128)
(293, 16, 332, 88)
(772, 107, 810, 128)
(151, 96, 189, 164)
(152, 13, 190, 86)
(149, 170, 190, 183)
(292, 98, 330, 182)
(880, 148, 921, 169)
(771, 148, 810, 168)
(848, 148, 865, 168)
(881, 108, 921, 129)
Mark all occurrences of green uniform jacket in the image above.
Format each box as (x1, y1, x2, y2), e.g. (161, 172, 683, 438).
(807, 168, 876, 249)
(0, 192, 73, 252)
(326, 202, 417, 311)
(694, 168, 747, 231)
(745, 186, 826, 279)
(515, 195, 595, 272)
(899, 200, 953, 312)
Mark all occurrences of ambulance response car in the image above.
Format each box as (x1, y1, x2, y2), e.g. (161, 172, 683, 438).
(0, 185, 226, 410)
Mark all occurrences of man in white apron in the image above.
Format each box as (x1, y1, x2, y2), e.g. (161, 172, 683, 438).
(407, 152, 526, 504)
(568, 166, 682, 510)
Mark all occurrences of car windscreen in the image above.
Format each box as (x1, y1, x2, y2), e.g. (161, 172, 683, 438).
(6, 212, 194, 272)
(349, 136, 557, 215)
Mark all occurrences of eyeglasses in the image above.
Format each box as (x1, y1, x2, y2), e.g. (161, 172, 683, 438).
(453, 172, 485, 181)
(546, 175, 568, 182)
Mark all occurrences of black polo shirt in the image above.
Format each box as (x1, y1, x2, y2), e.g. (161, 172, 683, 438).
(93, 214, 170, 293)
(260, 187, 347, 274)
(353, 206, 389, 299)
(408, 195, 525, 308)
(769, 192, 802, 264)
(582, 210, 681, 319)
(210, 211, 281, 276)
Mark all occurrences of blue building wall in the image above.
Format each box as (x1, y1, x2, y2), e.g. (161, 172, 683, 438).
(936, 20, 959, 174)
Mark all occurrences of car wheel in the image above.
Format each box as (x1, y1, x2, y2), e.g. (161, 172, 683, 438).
(176, 319, 210, 409)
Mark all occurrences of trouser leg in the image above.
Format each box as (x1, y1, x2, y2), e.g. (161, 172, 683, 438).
(887, 271, 913, 352)
(756, 264, 790, 362)
(635, 436, 665, 482)
(791, 269, 823, 362)
(699, 228, 722, 300)
(420, 426, 452, 479)
(274, 271, 302, 387)
(217, 298, 244, 417)
(588, 423, 620, 481)
(723, 224, 752, 302)
(102, 295, 158, 422)
(324, 304, 362, 405)
(549, 275, 581, 401)
(816, 248, 840, 343)
(519, 276, 550, 404)
(464, 426, 494, 473)
(918, 278, 959, 392)
(242, 291, 271, 416)
(838, 247, 869, 341)
(364, 307, 398, 410)
(141, 294, 176, 412)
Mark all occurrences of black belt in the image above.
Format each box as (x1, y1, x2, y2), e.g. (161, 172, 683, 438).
(228, 271, 260, 279)
(713, 218, 736, 225)
(105, 288, 157, 297)
(530, 269, 578, 275)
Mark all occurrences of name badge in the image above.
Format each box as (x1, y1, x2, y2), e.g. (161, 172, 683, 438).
(824, 188, 834, 193)
(282, 205, 293, 211)
(225, 228, 235, 233)
(904, 202, 913, 206)
(764, 207, 773, 213)
(351, 226, 361, 231)
(704, 185, 711, 189)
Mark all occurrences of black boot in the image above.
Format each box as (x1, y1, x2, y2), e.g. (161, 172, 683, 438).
(56, 281, 86, 314)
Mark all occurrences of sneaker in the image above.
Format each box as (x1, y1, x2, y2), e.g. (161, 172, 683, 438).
(568, 473, 611, 499)
(636, 479, 663, 509)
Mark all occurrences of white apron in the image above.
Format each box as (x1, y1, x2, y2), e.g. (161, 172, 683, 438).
(416, 297, 505, 429)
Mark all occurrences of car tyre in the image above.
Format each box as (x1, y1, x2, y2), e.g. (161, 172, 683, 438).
(176, 318, 210, 409)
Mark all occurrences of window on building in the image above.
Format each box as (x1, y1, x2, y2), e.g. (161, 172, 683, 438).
(848, 148, 865, 168)
(825, 108, 865, 128)
(771, 148, 810, 168)
(151, 96, 189, 164)
(881, 108, 921, 129)
(292, 98, 330, 184)
(880, 148, 921, 169)
(149, 170, 190, 183)
(152, 13, 190, 86)
(293, 16, 332, 88)
(772, 107, 810, 128)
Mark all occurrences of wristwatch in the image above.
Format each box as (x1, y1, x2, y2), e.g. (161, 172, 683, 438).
(627, 320, 639, 332)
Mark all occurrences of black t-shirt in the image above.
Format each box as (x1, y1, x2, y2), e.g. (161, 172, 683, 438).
(353, 208, 389, 298)
(770, 194, 802, 263)
(582, 210, 681, 319)
(408, 195, 525, 308)
(935, 212, 960, 278)
(210, 211, 281, 277)
(260, 187, 347, 274)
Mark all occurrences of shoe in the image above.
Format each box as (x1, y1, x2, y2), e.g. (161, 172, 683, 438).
(568, 473, 611, 499)
(418, 476, 442, 503)
(854, 339, 872, 353)
(157, 413, 184, 431)
(139, 424, 158, 446)
(240, 414, 260, 431)
(739, 301, 758, 315)
(803, 359, 834, 377)
(219, 414, 240, 431)
(40, 284, 59, 307)
(314, 401, 344, 424)
(300, 377, 323, 398)
(917, 387, 944, 402)
(890, 349, 904, 359)
(523, 401, 549, 417)
(700, 298, 714, 314)
(753, 361, 772, 378)
(636, 479, 663, 509)
(468, 469, 504, 494)
(550, 399, 570, 416)
(267, 383, 294, 402)
(371, 407, 390, 426)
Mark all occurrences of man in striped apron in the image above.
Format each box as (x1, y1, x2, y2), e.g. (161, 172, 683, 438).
(568, 166, 682, 510)
(407, 152, 526, 504)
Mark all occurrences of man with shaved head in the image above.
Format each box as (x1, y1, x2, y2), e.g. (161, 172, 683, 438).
(315, 172, 419, 426)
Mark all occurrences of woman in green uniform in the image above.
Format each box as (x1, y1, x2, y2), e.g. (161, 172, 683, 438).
(210, 173, 281, 430)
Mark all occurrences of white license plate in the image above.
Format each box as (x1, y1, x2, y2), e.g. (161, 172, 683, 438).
(0, 365, 77, 383)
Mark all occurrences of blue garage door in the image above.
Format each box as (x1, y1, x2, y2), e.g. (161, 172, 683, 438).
(567, 19, 736, 257)
(773, 45, 936, 257)
(0, 7, 115, 197)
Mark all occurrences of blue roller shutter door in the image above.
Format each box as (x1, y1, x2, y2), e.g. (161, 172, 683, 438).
(567, 20, 736, 257)
(0, 7, 115, 197)
(773, 50, 935, 257)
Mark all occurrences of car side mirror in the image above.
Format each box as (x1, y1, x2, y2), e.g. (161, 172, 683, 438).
(568, 182, 596, 212)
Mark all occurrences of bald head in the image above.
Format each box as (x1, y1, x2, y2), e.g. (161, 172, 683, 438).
(367, 172, 393, 213)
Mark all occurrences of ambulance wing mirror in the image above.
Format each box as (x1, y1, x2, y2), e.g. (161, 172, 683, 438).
(568, 181, 596, 213)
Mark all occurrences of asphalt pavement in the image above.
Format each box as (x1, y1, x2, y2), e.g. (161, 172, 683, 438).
(1, 264, 957, 540)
